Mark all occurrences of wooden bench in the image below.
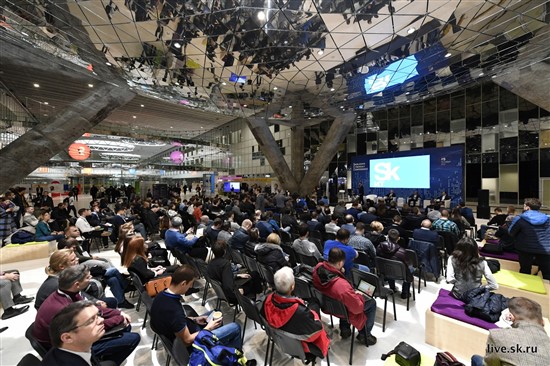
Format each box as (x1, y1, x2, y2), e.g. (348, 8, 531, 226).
(0, 241, 56, 265)
(426, 309, 550, 361)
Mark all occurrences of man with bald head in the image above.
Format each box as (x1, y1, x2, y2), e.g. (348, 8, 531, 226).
(228, 219, 252, 252)
(413, 219, 440, 246)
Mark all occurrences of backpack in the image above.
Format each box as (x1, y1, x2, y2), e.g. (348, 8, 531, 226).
(380, 341, 421, 366)
(189, 330, 248, 366)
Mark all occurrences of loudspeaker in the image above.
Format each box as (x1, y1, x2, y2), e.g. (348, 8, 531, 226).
(478, 189, 489, 206)
(477, 205, 491, 219)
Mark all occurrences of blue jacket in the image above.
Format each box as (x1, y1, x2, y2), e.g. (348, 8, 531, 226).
(509, 210, 550, 255)
(409, 239, 440, 277)
(164, 229, 198, 252)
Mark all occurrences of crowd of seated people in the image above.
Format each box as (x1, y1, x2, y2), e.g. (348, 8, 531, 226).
(4, 183, 550, 365)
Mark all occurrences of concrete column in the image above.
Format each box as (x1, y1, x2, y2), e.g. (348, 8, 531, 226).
(291, 126, 305, 182)
(0, 83, 135, 191)
(299, 112, 356, 196)
(245, 117, 300, 193)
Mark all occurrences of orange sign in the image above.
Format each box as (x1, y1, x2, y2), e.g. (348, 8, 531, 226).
(68, 143, 91, 160)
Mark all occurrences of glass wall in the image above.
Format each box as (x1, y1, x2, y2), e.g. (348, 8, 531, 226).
(347, 81, 550, 205)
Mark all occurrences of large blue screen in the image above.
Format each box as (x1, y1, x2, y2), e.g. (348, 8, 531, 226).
(364, 55, 419, 94)
(369, 155, 430, 188)
(352, 146, 464, 205)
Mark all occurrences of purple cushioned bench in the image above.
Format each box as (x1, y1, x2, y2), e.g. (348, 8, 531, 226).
(479, 249, 519, 261)
(430, 289, 498, 330)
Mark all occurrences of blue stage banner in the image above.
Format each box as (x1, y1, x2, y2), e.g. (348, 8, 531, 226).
(351, 145, 464, 206)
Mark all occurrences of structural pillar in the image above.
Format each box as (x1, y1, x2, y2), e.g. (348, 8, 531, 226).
(246, 117, 300, 193)
(0, 83, 135, 191)
(291, 126, 305, 182)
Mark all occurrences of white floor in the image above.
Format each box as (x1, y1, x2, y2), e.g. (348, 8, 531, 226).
(0, 195, 487, 366)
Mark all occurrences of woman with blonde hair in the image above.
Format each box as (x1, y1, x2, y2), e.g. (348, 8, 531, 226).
(35, 249, 79, 309)
(365, 220, 385, 247)
(254, 232, 290, 272)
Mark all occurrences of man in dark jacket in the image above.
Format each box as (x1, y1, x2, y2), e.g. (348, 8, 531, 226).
(509, 198, 550, 280)
(261, 267, 330, 361)
(228, 219, 252, 252)
(312, 247, 377, 346)
(42, 301, 108, 366)
(413, 219, 440, 246)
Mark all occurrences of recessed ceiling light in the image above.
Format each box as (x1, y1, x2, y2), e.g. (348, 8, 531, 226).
(288, 106, 292, 109)
(88, 84, 94, 88)
(407, 27, 416, 34)
(33, 83, 40, 88)
(273, 86, 278, 90)
(445, 52, 452, 58)
(21, 31, 28, 37)
(132, 115, 136, 119)
(140, 104, 144, 107)
(330, 88, 335, 92)
(257, 11, 266, 21)
(201, 126, 204, 129)
(284, 40, 288, 44)
(317, 50, 324, 55)
(106, 62, 112, 66)
(43, 102, 48, 105)
(222, 82, 227, 85)
(170, 126, 173, 129)
(479, 72, 484, 76)
(174, 42, 181, 49)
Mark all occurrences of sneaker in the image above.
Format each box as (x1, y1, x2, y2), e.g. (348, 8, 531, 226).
(1, 306, 29, 320)
(357, 333, 377, 346)
(14, 295, 34, 305)
(340, 328, 352, 339)
(118, 300, 135, 309)
(400, 292, 411, 299)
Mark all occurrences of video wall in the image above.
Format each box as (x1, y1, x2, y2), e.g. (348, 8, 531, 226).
(351, 145, 464, 205)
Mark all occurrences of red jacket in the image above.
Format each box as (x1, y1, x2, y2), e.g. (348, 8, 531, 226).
(261, 292, 330, 357)
(312, 261, 366, 330)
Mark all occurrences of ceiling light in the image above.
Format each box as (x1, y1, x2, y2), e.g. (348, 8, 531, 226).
(317, 50, 324, 55)
(273, 86, 278, 90)
(479, 72, 484, 76)
(174, 42, 181, 49)
(21, 31, 28, 37)
(445, 52, 452, 58)
(288, 106, 292, 109)
(201, 126, 204, 129)
(106, 62, 112, 66)
(88, 84, 94, 88)
(330, 88, 335, 92)
(33, 83, 40, 88)
(284, 40, 288, 44)
(257, 11, 266, 21)
(140, 104, 144, 107)
(132, 115, 136, 119)
(43, 102, 49, 105)
(170, 126, 174, 129)
(407, 27, 416, 34)
(222, 82, 227, 85)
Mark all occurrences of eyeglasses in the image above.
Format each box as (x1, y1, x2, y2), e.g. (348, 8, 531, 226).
(68, 310, 102, 332)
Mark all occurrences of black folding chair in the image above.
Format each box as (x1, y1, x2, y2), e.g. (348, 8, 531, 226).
(257, 262, 275, 288)
(16, 354, 41, 366)
(209, 278, 239, 321)
(281, 244, 298, 267)
(376, 257, 415, 311)
(296, 252, 320, 267)
(312, 288, 356, 365)
(235, 290, 264, 343)
(404, 249, 427, 293)
(350, 268, 396, 332)
(151, 324, 189, 366)
(25, 323, 49, 358)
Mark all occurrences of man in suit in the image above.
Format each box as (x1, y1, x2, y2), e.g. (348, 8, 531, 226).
(412, 219, 440, 246)
(109, 205, 128, 244)
(407, 190, 421, 207)
(42, 301, 114, 366)
(358, 206, 378, 225)
(472, 297, 550, 366)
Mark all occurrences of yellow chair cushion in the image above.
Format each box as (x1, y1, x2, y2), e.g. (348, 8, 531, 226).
(383, 353, 435, 366)
(493, 269, 547, 294)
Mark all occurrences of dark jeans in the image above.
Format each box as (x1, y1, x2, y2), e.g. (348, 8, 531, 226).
(35, 234, 64, 242)
(518, 251, 550, 280)
(104, 268, 129, 305)
(471, 355, 484, 366)
(339, 297, 377, 336)
(92, 326, 140, 365)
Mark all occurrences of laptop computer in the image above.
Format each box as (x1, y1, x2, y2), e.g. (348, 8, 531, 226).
(357, 279, 375, 298)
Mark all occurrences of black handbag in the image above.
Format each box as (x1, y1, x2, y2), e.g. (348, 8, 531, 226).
(381, 342, 421, 366)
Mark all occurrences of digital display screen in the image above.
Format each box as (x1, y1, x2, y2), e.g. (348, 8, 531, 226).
(369, 155, 430, 189)
(229, 73, 247, 84)
(358, 280, 375, 297)
(223, 182, 241, 193)
(364, 55, 418, 94)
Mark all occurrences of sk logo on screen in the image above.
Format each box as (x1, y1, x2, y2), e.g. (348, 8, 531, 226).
(373, 162, 400, 186)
